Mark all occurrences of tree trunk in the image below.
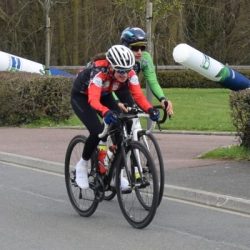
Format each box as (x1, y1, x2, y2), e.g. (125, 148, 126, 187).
(72, 0, 79, 65)
(58, 6, 67, 65)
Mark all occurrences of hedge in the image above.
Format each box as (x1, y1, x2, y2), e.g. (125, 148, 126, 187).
(229, 89, 250, 148)
(0, 71, 73, 126)
(154, 69, 250, 89)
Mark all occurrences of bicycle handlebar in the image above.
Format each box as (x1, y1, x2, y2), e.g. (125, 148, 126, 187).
(127, 105, 168, 125)
(98, 105, 168, 138)
(153, 105, 168, 124)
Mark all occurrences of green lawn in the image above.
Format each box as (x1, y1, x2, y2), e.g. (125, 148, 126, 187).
(200, 145, 250, 161)
(26, 88, 235, 132)
(153, 88, 234, 131)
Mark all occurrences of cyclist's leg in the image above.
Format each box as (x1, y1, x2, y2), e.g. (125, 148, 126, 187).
(71, 91, 103, 188)
(71, 91, 103, 159)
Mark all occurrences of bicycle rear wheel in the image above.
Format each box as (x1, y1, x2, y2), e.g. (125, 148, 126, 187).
(138, 131, 164, 206)
(65, 135, 98, 217)
(116, 141, 159, 229)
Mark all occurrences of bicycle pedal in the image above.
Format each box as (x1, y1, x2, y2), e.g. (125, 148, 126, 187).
(121, 188, 132, 194)
(137, 180, 150, 189)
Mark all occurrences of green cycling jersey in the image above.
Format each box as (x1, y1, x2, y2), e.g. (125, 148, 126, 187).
(138, 51, 166, 102)
(113, 50, 167, 103)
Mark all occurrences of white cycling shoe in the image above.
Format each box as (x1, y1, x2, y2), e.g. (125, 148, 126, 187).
(120, 176, 130, 191)
(75, 163, 89, 189)
(111, 175, 130, 191)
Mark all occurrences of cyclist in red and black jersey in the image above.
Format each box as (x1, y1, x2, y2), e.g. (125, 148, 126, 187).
(71, 45, 159, 189)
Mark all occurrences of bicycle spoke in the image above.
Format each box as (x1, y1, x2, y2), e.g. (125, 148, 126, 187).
(116, 141, 158, 229)
(65, 135, 98, 217)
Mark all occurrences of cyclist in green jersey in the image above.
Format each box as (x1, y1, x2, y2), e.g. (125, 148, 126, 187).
(118, 27, 174, 116)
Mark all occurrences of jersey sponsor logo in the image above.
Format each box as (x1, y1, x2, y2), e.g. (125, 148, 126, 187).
(129, 75, 139, 85)
(92, 76, 103, 87)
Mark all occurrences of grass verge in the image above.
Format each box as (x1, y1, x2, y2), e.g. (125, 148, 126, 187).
(200, 145, 250, 161)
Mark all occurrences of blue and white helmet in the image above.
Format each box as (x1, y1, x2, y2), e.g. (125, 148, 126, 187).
(106, 45, 135, 70)
(120, 27, 147, 47)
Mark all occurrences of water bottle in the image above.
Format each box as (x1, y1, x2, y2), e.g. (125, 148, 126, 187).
(97, 140, 107, 175)
(104, 136, 117, 168)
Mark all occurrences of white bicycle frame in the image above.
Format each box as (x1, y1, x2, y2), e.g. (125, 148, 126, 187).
(98, 112, 156, 178)
(130, 115, 156, 174)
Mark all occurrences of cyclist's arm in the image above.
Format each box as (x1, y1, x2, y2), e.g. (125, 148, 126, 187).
(88, 74, 109, 116)
(128, 72, 152, 112)
(141, 51, 167, 102)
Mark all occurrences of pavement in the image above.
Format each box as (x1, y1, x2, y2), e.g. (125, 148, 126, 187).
(0, 127, 249, 214)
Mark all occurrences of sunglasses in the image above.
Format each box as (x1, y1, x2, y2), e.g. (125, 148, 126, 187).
(130, 46, 146, 52)
(115, 69, 130, 74)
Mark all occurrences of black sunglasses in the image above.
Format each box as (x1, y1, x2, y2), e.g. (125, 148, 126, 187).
(115, 69, 130, 74)
(130, 46, 146, 52)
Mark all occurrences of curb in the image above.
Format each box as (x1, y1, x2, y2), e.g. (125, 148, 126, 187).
(165, 184, 250, 215)
(0, 151, 63, 174)
(1, 151, 249, 215)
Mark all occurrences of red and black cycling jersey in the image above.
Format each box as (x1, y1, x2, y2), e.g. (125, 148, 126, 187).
(72, 59, 152, 116)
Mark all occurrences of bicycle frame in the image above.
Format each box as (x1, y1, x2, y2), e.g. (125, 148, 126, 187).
(99, 115, 148, 189)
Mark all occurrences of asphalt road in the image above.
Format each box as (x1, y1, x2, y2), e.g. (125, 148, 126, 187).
(1, 162, 250, 250)
(0, 128, 249, 215)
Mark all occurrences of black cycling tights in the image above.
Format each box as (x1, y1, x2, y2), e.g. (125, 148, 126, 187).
(71, 91, 120, 160)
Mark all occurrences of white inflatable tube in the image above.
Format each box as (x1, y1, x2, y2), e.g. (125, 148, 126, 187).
(173, 43, 224, 82)
(173, 43, 250, 90)
(0, 51, 45, 75)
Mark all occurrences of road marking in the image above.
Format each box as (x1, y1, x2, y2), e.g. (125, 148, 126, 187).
(11, 186, 67, 203)
(1, 160, 63, 177)
(164, 196, 250, 218)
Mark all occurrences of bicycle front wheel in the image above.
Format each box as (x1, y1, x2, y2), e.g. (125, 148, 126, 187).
(138, 131, 164, 206)
(116, 141, 159, 229)
(65, 135, 98, 217)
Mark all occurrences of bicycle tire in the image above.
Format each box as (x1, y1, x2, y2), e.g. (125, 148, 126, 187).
(138, 131, 165, 206)
(116, 141, 159, 229)
(65, 135, 98, 217)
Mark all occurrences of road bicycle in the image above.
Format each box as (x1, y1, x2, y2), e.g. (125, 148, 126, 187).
(65, 112, 159, 229)
(104, 105, 167, 207)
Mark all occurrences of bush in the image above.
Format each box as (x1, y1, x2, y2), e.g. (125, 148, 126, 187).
(153, 68, 250, 89)
(0, 71, 73, 125)
(156, 69, 219, 88)
(230, 89, 250, 148)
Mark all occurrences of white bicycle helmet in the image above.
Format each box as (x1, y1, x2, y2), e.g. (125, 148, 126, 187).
(106, 45, 135, 70)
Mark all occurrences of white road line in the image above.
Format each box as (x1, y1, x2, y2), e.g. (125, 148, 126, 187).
(164, 196, 250, 218)
(1, 160, 63, 177)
